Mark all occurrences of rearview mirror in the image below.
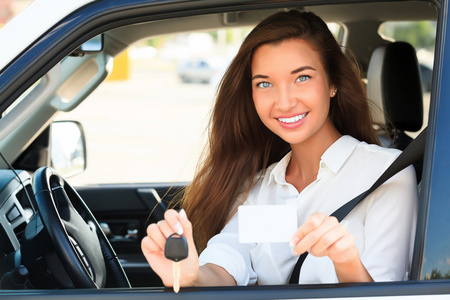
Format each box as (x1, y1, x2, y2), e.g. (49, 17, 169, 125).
(70, 34, 104, 56)
(50, 121, 87, 177)
(80, 35, 103, 52)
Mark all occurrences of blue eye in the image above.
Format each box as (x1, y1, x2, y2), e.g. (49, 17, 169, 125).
(296, 75, 310, 82)
(257, 81, 272, 88)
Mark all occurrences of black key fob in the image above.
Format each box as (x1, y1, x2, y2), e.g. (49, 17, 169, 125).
(165, 233, 188, 262)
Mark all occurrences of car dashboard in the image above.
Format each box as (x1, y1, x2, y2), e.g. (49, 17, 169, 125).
(0, 170, 36, 289)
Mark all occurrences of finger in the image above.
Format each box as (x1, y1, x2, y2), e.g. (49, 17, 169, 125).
(178, 209, 191, 238)
(146, 223, 168, 250)
(290, 213, 327, 252)
(157, 219, 175, 238)
(141, 236, 164, 256)
(177, 209, 196, 253)
(327, 234, 358, 264)
(293, 216, 338, 255)
(164, 209, 184, 235)
(291, 212, 327, 243)
(309, 222, 347, 256)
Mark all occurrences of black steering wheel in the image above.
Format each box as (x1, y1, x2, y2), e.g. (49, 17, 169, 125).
(26, 167, 130, 288)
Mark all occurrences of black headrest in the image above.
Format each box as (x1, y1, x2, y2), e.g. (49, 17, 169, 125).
(367, 42, 423, 132)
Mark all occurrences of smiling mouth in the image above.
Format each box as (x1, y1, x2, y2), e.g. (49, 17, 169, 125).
(277, 113, 308, 124)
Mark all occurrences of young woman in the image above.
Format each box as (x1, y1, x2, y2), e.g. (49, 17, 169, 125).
(141, 10, 418, 287)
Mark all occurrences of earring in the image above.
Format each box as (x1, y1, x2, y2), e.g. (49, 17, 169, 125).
(331, 89, 337, 96)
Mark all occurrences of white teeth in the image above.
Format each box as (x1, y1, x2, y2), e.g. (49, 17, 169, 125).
(278, 113, 307, 123)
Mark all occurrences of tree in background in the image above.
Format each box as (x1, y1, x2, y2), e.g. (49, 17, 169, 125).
(380, 21, 436, 51)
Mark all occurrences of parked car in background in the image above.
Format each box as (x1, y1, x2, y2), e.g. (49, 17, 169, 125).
(177, 58, 216, 83)
(0, 0, 449, 299)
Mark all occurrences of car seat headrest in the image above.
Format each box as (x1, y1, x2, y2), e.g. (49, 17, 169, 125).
(367, 41, 423, 132)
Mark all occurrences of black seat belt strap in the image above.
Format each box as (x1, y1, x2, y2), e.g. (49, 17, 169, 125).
(288, 127, 427, 284)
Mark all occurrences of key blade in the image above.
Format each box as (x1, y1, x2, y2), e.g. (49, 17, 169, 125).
(173, 262, 180, 293)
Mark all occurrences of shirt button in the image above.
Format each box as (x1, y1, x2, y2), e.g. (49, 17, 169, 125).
(321, 162, 326, 168)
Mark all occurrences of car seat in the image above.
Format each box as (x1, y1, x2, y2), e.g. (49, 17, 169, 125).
(367, 41, 424, 180)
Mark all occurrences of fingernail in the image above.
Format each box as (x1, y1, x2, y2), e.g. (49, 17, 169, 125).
(289, 237, 299, 248)
(341, 220, 350, 228)
(179, 209, 187, 222)
(293, 250, 299, 256)
(174, 221, 183, 235)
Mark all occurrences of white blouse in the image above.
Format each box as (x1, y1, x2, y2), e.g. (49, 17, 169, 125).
(198, 135, 419, 285)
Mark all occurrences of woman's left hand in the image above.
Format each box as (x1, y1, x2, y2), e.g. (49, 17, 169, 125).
(289, 212, 358, 265)
(290, 212, 373, 282)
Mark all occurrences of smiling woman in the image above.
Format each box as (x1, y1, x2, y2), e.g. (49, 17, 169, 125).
(142, 10, 418, 287)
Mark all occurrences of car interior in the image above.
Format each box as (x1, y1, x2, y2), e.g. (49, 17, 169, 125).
(367, 40, 426, 180)
(0, 0, 438, 290)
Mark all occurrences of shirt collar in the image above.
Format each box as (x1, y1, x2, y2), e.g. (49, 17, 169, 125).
(321, 135, 360, 174)
(268, 151, 291, 185)
(268, 135, 360, 185)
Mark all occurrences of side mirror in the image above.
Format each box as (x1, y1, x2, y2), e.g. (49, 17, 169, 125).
(50, 121, 87, 177)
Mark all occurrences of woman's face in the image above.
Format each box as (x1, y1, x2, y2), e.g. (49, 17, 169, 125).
(251, 38, 337, 146)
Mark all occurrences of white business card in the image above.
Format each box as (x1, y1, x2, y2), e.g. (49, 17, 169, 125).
(238, 205, 298, 243)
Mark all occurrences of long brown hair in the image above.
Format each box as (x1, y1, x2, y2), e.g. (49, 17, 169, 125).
(182, 10, 378, 252)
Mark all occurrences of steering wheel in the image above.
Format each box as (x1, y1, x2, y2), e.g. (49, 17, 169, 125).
(27, 167, 130, 288)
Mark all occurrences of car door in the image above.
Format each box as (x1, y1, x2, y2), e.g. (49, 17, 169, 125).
(414, 0, 450, 283)
(0, 0, 449, 298)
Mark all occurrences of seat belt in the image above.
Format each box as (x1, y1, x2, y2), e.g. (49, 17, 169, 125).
(289, 127, 427, 284)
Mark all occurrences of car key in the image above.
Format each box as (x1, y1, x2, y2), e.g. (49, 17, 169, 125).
(165, 233, 188, 293)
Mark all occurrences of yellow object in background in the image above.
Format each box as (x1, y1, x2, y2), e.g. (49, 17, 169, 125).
(107, 50, 130, 81)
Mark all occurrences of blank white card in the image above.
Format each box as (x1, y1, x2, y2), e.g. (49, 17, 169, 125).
(238, 205, 298, 243)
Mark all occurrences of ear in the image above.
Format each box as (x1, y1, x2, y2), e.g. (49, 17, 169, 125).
(329, 86, 337, 98)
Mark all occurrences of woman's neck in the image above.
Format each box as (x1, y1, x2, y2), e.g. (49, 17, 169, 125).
(286, 124, 341, 193)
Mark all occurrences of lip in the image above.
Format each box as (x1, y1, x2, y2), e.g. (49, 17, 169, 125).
(275, 112, 308, 129)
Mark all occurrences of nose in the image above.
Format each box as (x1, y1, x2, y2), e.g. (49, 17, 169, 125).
(275, 86, 297, 111)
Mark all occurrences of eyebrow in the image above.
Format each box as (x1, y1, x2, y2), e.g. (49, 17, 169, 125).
(251, 74, 269, 80)
(251, 66, 316, 81)
(291, 66, 316, 74)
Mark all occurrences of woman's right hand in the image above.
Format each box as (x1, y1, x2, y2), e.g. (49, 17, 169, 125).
(141, 209, 200, 287)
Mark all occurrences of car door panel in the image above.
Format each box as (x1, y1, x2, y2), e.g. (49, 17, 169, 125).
(75, 183, 185, 287)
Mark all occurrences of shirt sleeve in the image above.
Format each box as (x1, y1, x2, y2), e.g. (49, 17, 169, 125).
(359, 164, 419, 281)
(198, 212, 258, 285)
